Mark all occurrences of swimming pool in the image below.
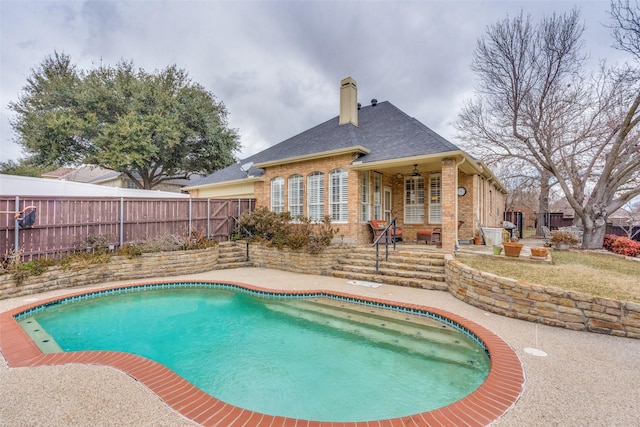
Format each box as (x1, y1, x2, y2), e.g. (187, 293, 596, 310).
(1, 280, 525, 426)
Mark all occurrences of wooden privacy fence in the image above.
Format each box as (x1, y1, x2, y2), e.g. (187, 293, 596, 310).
(1, 196, 255, 260)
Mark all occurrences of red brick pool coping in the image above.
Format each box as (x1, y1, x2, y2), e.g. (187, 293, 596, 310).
(0, 280, 525, 427)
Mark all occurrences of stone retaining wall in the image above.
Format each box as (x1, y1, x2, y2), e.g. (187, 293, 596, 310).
(2, 244, 638, 339)
(248, 243, 353, 276)
(445, 253, 640, 339)
(0, 247, 220, 300)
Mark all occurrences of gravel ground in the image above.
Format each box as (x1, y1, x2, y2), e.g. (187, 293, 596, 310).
(1, 267, 639, 426)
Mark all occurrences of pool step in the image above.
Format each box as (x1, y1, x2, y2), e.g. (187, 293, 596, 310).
(264, 298, 488, 369)
(18, 318, 63, 353)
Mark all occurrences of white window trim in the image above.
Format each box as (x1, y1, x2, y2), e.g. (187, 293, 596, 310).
(360, 171, 370, 222)
(270, 177, 284, 213)
(307, 172, 325, 222)
(429, 173, 442, 224)
(329, 169, 348, 223)
(288, 174, 304, 219)
(404, 176, 425, 224)
(373, 172, 383, 220)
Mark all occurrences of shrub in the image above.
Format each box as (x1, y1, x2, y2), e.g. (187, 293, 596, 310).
(86, 234, 113, 250)
(183, 230, 218, 250)
(237, 207, 292, 241)
(549, 231, 580, 247)
(237, 208, 338, 253)
(59, 250, 112, 269)
(611, 236, 640, 257)
(10, 257, 55, 285)
(116, 244, 143, 258)
(128, 231, 217, 253)
(603, 234, 619, 251)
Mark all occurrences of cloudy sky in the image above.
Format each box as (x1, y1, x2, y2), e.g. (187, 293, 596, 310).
(0, 0, 629, 164)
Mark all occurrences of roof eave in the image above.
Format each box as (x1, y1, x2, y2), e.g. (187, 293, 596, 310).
(349, 150, 507, 193)
(253, 146, 370, 169)
(183, 176, 263, 191)
(350, 150, 475, 170)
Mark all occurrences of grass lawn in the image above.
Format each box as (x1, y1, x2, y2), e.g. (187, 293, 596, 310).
(457, 250, 640, 303)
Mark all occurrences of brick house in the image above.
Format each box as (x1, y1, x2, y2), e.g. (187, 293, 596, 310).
(185, 77, 506, 251)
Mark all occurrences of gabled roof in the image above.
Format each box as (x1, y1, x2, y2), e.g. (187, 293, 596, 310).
(187, 101, 461, 188)
(43, 166, 120, 183)
(41, 167, 76, 179)
(42, 165, 201, 187)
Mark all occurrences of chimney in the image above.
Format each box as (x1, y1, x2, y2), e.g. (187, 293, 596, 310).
(339, 77, 358, 126)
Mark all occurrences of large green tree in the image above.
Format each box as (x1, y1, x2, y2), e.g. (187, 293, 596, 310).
(10, 52, 240, 189)
(0, 159, 50, 177)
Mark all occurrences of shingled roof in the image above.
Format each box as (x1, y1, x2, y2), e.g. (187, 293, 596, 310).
(188, 100, 461, 187)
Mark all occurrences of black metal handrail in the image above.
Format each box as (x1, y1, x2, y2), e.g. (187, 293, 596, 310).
(371, 218, 398, 273)
(230, 215, 252, 260)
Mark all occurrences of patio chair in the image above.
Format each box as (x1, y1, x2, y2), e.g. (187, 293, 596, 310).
(369, 220, 403, 243)
(418, 221, 460, 245)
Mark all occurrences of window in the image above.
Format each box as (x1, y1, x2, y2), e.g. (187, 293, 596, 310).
(429, 173, 442, 223)
(329, 169, 348, 222)
(307, 172, 325, 221)
(360, 171, 370, 222)
(404, 176, 425, 224)
(270, 177, 284, 213)
(373, 172, 383, 220)
(288, 174, 304, 218)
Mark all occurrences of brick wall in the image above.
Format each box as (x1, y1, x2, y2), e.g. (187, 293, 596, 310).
(255, 153, 365, 244)
(457, 173, 475, 239)
(252, 153, 506, 248)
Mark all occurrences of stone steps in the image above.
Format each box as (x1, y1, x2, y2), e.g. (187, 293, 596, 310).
(216, 261, 254, 270)
(332, 270, 448, 290)
(332, 246, 447, 291)
(333, 263, 445, 281)
(337, 257, 445, 272)
(345, 248, 445, 263)
(217, 242, 253, 269)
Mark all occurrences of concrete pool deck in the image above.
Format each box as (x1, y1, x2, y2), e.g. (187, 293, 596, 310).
(1, 267, 639, 426)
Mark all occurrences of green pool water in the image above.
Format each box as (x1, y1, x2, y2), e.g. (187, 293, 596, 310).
(20, 286, 490, 422)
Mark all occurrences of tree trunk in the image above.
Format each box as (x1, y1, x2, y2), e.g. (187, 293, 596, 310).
(535, 171, 552, 237)
(581, 214, 607, 249)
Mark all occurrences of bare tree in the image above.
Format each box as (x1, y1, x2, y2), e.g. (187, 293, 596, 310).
(458, 7, 640, 248)
(457, 10, 589, 237)
(610, 200, 640, 239)
(611, 0, 640, 60)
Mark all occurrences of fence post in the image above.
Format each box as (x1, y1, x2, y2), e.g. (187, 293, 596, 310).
(14, 196, 19, 253)
(120, 197, 124, 247)
(207, 198, 211, 238)
(188, 198, 192, 236)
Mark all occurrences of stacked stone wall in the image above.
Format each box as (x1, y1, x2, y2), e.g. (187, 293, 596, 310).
(1, 244, 638, 340)
(0, 247, 219, 300)
(445, 254, 640, 339)
(248, 243, 353, 276)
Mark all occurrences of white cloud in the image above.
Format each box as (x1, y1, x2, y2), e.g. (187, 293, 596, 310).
(0, 0, 628, 164)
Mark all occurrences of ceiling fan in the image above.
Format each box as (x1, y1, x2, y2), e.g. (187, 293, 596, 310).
(412, 164, 421, 177)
